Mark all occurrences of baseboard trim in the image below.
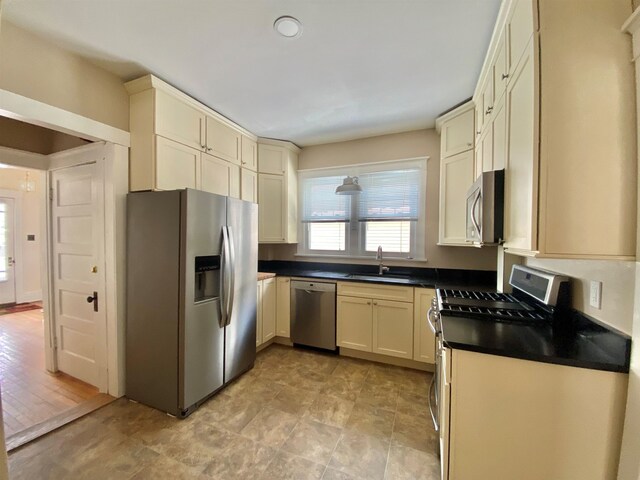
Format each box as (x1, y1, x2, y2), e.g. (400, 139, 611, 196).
(6, 393, 115, 452)
(339, 348, 435, 372)
(273, 336, 293, 346)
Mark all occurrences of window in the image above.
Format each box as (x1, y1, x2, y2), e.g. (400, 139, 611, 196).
(298, 158, 426, 259)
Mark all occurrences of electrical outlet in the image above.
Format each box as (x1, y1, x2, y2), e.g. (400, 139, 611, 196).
(590, 281, 602, 309)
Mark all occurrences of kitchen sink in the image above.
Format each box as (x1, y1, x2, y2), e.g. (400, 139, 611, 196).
(348, 273, 415, 284)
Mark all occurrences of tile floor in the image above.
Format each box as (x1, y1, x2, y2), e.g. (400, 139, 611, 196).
(8, 344, 440, 480)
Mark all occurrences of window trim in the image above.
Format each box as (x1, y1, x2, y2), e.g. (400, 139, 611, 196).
(297, 157, 428, 260)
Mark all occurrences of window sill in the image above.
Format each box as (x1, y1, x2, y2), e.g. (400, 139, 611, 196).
(294, 253, 428, 263)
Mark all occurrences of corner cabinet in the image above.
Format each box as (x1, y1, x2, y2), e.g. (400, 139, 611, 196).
(276, 277, 291, 337)
(413, 288, 436, 363)
(474, 0, 636, 259)
(436, 102, 475, 246)
(126, 74, 258, 200)
(256, 277, 276, 348)
(257, 139, 299, 243)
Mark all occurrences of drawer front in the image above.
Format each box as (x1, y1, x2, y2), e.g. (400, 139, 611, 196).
(337, 282, 414, 303)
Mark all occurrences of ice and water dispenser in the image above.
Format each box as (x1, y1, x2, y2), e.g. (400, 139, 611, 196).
(194, 255, 221, 302)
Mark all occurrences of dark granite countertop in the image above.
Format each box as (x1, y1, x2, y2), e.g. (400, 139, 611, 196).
(257, 260, 496, 290)
(441, 312, 631, 373)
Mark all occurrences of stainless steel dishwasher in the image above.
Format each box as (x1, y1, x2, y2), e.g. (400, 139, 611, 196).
(290, 279, 336, 351)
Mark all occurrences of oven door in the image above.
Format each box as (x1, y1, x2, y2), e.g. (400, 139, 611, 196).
(428, 304, 442, 435)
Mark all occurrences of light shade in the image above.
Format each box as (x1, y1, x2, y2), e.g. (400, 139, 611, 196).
(274, 16, 303, 38)
(335, 176, 362, 195)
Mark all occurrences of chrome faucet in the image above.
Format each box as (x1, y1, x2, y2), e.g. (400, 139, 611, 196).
(376, 246, 390, 275)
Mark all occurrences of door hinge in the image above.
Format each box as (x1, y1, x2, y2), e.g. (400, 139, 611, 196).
(49, 187, 54, 201)
(53, 336, 58, 349)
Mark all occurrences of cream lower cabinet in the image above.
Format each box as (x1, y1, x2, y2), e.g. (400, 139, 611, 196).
(413, 288, 436, 363)
(337, 282, 414, 359)
(336, 296, 373, 352)
(276, 277, 291, 337)
(444, 348, 627, 480)
(256, 278, 276, 347)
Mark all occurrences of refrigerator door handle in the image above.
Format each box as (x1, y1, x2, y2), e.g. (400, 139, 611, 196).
(220, 226, 231, 328)
(225, 225, 236, 326)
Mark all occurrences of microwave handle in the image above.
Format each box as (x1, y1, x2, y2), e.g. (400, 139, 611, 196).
(471, 189, 482, 239)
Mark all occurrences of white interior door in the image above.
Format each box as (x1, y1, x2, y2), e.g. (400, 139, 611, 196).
(51, 161, 107, 389)
(0, 198, 16, 305)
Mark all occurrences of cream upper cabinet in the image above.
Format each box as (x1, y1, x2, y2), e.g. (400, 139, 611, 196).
(446, 349, 627, 480)
(241, 168, 258, 203)
(503, 37, 538, 253)
(126, 75, 258, 193)
(262, 277, 277, 343)
(413, 288, 436, 364)
(241, 136, 258, 171)
(473, 0, 635, 259)
(257, 139, 299, 244)
(372, 299, 413, 360)
(205, 117, 241, 165)
(439, 150, 474, 246)
(440, 107, 475, 158)
(201, 152, 240, 199)
(436, 101, 476, 247)
(337, 295, 373, 352)
(155, 89, 206, 151)
(493, 31, 508, 103)
(155, 136, 199, 191)
(276, 277, 291, 338)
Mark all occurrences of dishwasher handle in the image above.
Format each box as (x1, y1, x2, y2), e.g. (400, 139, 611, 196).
(291, 280, 336, 293)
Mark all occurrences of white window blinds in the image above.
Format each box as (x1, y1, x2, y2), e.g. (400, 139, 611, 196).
(301, 175, 350, 222)
(358, 169, 421, 221)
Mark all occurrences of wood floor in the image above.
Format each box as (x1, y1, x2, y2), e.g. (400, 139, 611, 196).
(0, 308, 99, 438)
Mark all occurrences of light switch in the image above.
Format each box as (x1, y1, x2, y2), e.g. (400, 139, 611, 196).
(589, 281, 602, 309)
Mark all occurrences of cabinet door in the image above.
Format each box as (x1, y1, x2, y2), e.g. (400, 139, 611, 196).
(507, 0, 535, 77)
(258, 144, 288, 174)
(492, 96, 507, 171)
(201, 152, 240, 198)
(258, 173, 285, 242)
(504, 38, 538, 253)
(241, 136, 258, 171)
(262, 277, 277, 342)
(439, 150, 474, 245)
(372, 300, 413, 359)
(155, 90, 205, 151)
(413, 288, 436, 363)
(241, 168, 258, 203)
(276, 277, 291, 337)
(481, 122, 494, 173)
(205, 117, 241, 165)
(441, 108, 475, 158)
(337, 296, 372, 352)
(155, 136, 199, 191)
(493, 31, 508, 103)
(256, 281, 263, 347)
(481, 73, 494, 123)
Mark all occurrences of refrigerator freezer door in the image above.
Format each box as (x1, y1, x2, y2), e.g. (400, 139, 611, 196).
(225, 198, 258, 384)
(180, 190, 227, 411)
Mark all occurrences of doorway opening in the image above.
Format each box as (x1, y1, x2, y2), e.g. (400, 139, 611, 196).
(0, 118, 114, 450)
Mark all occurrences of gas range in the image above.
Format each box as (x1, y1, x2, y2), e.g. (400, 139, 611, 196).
(435, 265, 570, 325)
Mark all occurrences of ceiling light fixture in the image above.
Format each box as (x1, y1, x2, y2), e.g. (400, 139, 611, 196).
(274, 16, 303, 38)
(335, 176, 362, 195)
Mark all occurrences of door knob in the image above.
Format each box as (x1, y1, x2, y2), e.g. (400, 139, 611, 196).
(7, 257, 14, 266)
(91, 265, 98, 273)
(86, 291, 98, 312)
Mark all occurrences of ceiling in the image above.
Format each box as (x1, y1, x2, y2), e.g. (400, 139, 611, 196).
(2, 0, 501, 146)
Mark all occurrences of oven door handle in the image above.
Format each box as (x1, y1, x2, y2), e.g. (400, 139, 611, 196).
(471, 189, 482, 241)
(427, 307, 437, 334)
(428, 374, 439, 432)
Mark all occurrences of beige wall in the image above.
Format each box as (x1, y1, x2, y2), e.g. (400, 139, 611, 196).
(260, 129, 497, 271)
(0, 117, 90, 155)
(0, 21, 129, 131)
(524, 258, 635, 335)
(0, 166, 42, 300)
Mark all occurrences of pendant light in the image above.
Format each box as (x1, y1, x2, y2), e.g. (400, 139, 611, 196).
(335, 176, 362, 195)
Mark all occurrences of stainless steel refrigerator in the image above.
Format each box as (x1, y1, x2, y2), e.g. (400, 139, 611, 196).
(126, 189, 257, 417)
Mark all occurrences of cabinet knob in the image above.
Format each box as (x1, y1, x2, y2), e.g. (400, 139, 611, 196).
(373, 301, 378, 305)
(501, 73, 509, 80)
(476, 130, 481, 135)
(467, 142, 472, 147)
(207, 147, 212, 152)
(485, 106, 493, 115)
(201, 144, 206, 150)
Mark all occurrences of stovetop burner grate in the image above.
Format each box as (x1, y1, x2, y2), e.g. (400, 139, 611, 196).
(439, 289, 520, 303)
(440, 304, 548, 321)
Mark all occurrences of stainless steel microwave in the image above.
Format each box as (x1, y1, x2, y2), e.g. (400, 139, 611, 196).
(466, 169, 504, 246)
